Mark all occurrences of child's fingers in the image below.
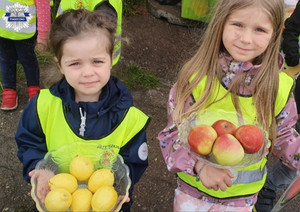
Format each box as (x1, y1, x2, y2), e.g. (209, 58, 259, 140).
(36, 39, 48, 52)
(225, 169, 234, 178)
(36, 183, 50, 203)
(212, 185, 219, 191)
(110, 196, 130, 212)
(213, 179, 231, 191)
(218, 184, 226, 191)
(29, 169, 36, 177)
(224, 176, 233, 188)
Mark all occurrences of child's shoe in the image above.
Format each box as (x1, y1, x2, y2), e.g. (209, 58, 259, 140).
(27, 86, 40, 100)
(254, 187, 276, 212)
(1, 89, 18, 110)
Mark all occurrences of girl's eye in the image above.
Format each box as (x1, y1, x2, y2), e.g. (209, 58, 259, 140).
(94, 60, 103, 64)
(233, 23, 242, 27)
(69, 62, 79, 66)
(256, 28, 265, 33)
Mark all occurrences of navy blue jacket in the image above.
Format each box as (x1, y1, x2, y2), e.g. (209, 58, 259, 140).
(15, 76, 149, 209)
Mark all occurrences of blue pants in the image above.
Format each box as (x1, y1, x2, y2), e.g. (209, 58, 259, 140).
(264, 161, 297, 191)
(0, 35, 40, 90)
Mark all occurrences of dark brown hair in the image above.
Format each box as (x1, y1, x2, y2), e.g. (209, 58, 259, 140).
(49, 9, 116, 65)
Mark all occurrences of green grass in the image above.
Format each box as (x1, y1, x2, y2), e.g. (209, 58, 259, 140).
(118, 64, 160, 90)
(36, 51, 54, 64)
(123, 0, 146, 16)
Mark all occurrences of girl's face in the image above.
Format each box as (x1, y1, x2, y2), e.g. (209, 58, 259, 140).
(59, 32, 112, 102)
(222, 6, 273, 62)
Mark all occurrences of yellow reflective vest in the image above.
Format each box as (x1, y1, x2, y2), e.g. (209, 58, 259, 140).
(0, 0, 37, 40)
(177, 71, 294, 198)
(36, 89, 149, 154)
(57, 0, 122, 66)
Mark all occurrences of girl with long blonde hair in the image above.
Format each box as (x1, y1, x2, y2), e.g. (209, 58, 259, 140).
(158, 0, 300, 211)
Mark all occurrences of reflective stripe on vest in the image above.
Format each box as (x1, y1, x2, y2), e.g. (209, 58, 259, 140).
(57, 0, 122, 66)
(36, 89, 149, 153)
(177, 158, 267, 198)
(177, 71, 293, 198)
(0, 0, 36, 39)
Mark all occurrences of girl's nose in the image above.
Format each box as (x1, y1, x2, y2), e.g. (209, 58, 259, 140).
(240, 30, 252, 44)
(81, 65, 94, 76)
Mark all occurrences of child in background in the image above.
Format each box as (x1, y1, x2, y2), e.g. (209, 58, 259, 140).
(158, 0, 300, 211)
(15, 9, 149, 212)
(0, 0, 51, 110)
(255, 1, 300, 211)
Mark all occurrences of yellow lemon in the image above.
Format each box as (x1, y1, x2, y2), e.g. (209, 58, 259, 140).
(91, 185, 118, 212)
(70, 188, 92, 212)
(88, 169, 114, 193)
(69, 155, 94, 182)
(48, 173, 78, 193)
(44, 188, 72, 211)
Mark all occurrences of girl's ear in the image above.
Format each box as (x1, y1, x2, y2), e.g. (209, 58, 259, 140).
(54, 57, 64, 74)
(53, 56, 58, 64)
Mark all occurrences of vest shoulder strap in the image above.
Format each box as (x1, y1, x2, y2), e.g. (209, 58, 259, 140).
(275, 72, 294, 116)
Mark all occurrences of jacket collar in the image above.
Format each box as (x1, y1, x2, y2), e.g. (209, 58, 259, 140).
(50, 76, 133, 115)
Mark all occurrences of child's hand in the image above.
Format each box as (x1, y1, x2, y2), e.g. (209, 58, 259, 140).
(110, 196, 130, 212)
(196, 161, 233, 191)
(36, 38, 48, 52)
(30, 169, 55, 202)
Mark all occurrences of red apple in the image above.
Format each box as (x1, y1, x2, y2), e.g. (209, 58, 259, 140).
(212, 120, 237, 136)
(212, 134, 245, 166)
(188, 125, 217, 156)
(234, 125, 264, 154)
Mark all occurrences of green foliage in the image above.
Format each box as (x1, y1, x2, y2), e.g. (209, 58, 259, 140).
(123, 0, 146, 16)
(36, 51, 54, 65)
(118, 64, 160, 90)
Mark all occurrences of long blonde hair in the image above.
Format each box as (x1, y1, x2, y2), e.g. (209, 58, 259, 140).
(174, 0, 284, 142)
